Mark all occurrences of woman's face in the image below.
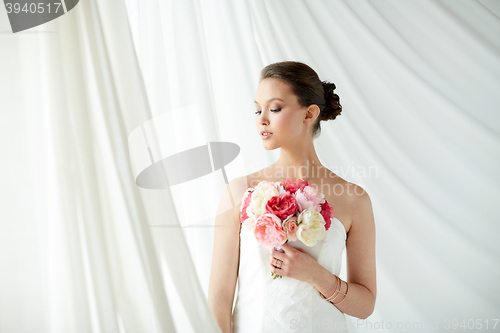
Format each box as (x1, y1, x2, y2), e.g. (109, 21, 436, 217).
(254, 78, 309, 150)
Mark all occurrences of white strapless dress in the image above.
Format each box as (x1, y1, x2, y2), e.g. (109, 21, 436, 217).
(232, 217, 349, 333)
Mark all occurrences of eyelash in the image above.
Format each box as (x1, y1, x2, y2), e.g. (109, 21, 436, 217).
(255, 108, 282, 115)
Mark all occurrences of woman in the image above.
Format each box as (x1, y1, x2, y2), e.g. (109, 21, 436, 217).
(208, 61, 376, 333)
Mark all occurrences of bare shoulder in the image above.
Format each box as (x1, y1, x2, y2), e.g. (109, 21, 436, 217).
(345, 182, 374, 234)
(220, 168, 272, 215)
(216, 175, 251, 218)
(320, 169, 373, 233)
(344, 181, 371, 208)
(228, 175, 252, 202)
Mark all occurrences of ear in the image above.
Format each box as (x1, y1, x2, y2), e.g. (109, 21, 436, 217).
(304, 104, 320, 124)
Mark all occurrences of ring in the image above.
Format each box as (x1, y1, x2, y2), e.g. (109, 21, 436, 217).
(273, 258, 282, 269)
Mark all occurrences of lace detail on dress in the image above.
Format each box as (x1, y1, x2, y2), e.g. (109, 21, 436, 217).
(263, 286, 313, 333)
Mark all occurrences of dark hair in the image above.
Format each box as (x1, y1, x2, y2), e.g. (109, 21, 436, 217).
(260, 61, 342, 138)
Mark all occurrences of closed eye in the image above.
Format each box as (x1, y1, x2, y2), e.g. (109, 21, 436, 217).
(255, 108, 282, 115)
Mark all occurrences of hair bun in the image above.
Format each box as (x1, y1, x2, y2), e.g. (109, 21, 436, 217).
(321, 81, 342, 121)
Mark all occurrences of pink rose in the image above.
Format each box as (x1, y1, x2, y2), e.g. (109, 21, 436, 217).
(295, 185, 322, 212)
(280, 178, 309, 194)
(240, 189, 253, 223)
(243, 216, 257, 234)
(282, 215, 298, 242)
(295, 179, 309, 192)
(265, 193, 298, 220)
(281, 178, 299, 194)
(320, 200, 334, 231)
(254, 213, 286, 249)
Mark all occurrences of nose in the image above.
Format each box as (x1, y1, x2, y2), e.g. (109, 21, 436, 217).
(259, 113, 269, 126)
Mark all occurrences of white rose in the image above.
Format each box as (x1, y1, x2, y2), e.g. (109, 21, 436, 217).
(297, 207, 326, 246)
(248, 181, 279, 216)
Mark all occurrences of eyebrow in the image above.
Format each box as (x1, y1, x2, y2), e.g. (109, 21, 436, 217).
(254, 98, 284, 105)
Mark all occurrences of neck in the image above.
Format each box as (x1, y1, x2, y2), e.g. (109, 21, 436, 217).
(272, 145, 324, 181)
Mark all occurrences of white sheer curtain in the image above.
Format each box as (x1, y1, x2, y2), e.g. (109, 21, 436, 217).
(0, 0, 220, 332)
(125, 0, 500, 331)
(1, 1, 499, 333)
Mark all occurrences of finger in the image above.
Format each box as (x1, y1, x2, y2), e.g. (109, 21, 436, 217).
(280, 243, 294, 252)
(269, 262, 281, 272)
(270, 256, 285, 264)
(280, 242, 291, 249)
(272, 249, 285, 260)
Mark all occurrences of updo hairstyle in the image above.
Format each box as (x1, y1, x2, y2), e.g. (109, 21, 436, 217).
(260, 61, 342, 138)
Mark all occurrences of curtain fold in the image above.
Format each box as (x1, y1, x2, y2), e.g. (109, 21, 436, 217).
(2, 0, 500, 333)
(1, 0, 221, 332)
(124, 0, 500, 331)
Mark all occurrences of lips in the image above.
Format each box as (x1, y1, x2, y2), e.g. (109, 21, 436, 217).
(261, 131, 273, 139)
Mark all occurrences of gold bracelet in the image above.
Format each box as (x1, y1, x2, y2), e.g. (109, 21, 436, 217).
(323, 275, 340, 301)
(325, 276, 341, 302)
(332, 281, 346, 300)
(319, 275, 341, 302)
(333, 281, 349, 305)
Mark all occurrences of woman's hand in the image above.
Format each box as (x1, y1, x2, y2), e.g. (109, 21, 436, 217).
(268, 242, 323, 284)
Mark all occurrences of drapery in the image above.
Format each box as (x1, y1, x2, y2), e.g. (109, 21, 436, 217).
(0, 0, 220, 332)
(1, 1, 499, 333)
(124, 0, 500, 331)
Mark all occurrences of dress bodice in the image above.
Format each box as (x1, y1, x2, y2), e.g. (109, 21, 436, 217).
(232, 217, 349, 333)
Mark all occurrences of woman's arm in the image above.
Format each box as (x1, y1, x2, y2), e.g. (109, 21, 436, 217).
(309, 186, 377, 319)
(208, 177, 247, 333)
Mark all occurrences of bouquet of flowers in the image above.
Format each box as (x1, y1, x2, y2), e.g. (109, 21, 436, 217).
(240, 178, 334, 279)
